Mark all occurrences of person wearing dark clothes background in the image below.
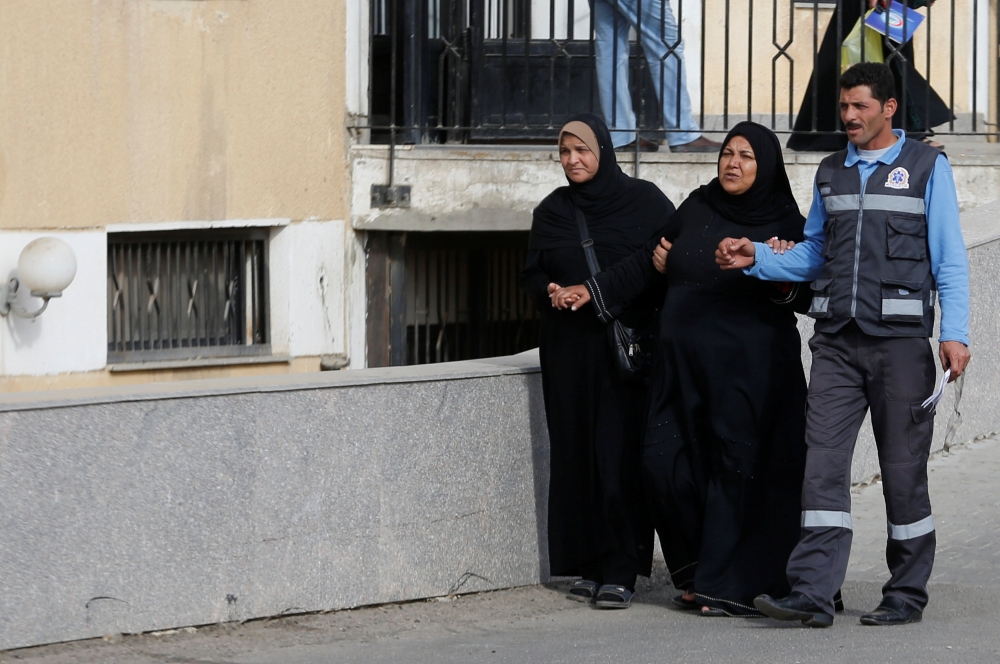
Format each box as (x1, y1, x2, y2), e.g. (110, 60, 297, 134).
(552, 122, 812, 616)
(520, 113, 675, 609)
(787, 0, 951, 152)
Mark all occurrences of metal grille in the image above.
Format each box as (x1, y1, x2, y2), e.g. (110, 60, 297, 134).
(363, 0, 999, 145)
(405, 233, 539, 365)
(107, 231, 270, 363)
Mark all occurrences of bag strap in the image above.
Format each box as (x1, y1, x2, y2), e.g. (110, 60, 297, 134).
(572, 203, 602, 277)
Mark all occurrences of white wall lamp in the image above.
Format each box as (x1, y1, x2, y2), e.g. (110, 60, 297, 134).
(0, 238, 77, 320)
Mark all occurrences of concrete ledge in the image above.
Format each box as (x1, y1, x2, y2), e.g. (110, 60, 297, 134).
(0, 351, 550, 650)
(351, 144, 1000, 232)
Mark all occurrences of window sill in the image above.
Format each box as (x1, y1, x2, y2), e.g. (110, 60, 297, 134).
(108, 355, 292, 373)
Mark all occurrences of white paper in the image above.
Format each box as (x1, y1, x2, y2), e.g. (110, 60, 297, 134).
(921, 369, 951, 411)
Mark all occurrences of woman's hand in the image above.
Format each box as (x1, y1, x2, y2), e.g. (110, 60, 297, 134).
(765, 237, 796, 254)
(715, 237, 756, 270)
(652, 238, 672, 274)
(550, 284, 591, 310)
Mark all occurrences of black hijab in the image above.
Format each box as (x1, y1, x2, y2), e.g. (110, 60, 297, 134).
(529, 113, 673, 252)
(700, 121, 803, 233)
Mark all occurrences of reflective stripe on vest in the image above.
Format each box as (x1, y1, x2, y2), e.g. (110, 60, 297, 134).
(822, 194, 924, 215)
(882, 299, 923, 317)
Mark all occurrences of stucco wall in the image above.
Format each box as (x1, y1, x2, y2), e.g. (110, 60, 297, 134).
(0, 0, 349, 229)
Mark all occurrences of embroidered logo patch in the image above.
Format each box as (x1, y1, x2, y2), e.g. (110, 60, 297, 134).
(885, 167, 910, 189)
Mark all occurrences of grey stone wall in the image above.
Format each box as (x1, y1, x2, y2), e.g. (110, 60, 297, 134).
(0, 354, 550, 651)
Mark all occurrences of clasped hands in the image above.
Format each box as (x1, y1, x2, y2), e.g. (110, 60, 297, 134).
(548, 238, 674, 310)
(715, 236, 796, 269)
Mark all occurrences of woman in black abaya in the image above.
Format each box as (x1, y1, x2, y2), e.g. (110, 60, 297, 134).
(787, 0, 952, 151)
(553, 122, 810, 616)
(520, 113, 675, 609)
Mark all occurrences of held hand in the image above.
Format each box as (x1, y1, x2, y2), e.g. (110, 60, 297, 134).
(715, 237, 756, 270)
(765, 236, 796, 254)
(547, 283, 561, 296)
(550, 284, 591, 310)
(652, 238, 673, 274)
(939, 341, 971, 381)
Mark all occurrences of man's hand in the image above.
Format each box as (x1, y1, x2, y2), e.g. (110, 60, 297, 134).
(715, 237, 756, 270)
(550, 284, 591, 310)
(652, 238, 672, 274)
(765, 237, 796, 254)
(939, 341, 971, 381)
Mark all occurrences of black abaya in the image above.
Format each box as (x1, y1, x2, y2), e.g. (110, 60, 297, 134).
(521, 113, 675, 588)
(787, 0, 952, 151)
(589, 123, 809, 614)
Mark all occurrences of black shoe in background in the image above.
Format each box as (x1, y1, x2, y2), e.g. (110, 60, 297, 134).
(754, 592, 834, 628)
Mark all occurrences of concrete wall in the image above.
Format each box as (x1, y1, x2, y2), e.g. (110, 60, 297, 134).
(0, 352, 551, 651)
(351, 146, 1000, 232)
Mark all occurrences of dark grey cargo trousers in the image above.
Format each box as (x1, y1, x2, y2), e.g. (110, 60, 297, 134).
(785, 323, 937, 618)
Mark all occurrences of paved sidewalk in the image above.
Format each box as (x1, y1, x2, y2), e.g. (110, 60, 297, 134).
(3, 436, 999, 664)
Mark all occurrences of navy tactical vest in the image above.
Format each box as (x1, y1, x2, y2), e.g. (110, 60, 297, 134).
(807, 138, 941, 338)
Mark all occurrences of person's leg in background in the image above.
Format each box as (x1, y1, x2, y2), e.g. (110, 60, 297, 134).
(593, 0, 639, 148)
(629, 0, 700, 146)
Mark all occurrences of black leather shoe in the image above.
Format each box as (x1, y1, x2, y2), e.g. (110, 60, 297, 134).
(834, 589, 844, 613)
(614, 137, 659, 153)
(754, 592, 833, 627)
(860, 596, 923, 626)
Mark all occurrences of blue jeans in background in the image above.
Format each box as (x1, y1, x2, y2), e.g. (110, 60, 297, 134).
(593, 0, 701, 147)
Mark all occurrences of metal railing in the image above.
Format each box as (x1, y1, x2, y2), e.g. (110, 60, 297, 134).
(107, 231, 270, 364)
(361, 0, 998, 155)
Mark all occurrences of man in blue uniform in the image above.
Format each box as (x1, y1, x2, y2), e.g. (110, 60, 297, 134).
(715, 62, 971, 627)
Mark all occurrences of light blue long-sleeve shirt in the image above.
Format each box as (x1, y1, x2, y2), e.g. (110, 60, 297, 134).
(746, 130, 970, 345)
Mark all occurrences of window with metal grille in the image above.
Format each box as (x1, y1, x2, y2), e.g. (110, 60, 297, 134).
(366, 231, 540, 367)
(107, 230, 269, 364)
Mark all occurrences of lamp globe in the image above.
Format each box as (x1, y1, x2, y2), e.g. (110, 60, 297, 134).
(18, 237, 77, 296)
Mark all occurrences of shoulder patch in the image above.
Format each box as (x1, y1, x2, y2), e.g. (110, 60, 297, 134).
(885, 167, 910, 190)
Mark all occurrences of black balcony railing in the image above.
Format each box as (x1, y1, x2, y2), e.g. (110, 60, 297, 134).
(362, 0, 999, 153)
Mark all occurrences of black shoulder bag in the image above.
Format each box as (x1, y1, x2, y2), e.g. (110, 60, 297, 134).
(572, 204, 657, 384)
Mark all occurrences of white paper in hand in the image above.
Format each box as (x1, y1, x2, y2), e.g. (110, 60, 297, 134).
(921, 369, 951, 411)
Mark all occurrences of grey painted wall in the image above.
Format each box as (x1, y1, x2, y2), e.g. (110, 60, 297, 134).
(0, 355, 551, 651)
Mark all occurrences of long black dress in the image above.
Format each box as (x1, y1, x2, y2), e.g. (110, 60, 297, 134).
(588, 123, 809, 614)
(521, 113, 674, 589)
(787, 0, 952, 151)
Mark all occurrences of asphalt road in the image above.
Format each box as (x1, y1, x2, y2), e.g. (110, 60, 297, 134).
(4, 435, 998, 664)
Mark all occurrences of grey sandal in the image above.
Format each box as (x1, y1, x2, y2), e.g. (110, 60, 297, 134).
(595, 584, 633, 609)
(567, 579, 599, 603)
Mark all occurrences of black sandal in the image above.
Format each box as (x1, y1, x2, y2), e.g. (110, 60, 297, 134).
(670, 594, 701, 611)
(595, 584, 633, 609)
(567, 579, 599, 603)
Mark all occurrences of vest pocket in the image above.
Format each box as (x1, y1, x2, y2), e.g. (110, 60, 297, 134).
(821, 218, 837, 259)
(807, 278, 833, 319)
(880, 278, 925, 323)
(886, 215, 928, 260)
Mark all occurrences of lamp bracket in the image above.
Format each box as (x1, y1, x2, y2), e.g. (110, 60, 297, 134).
(0, 278, 52, 319)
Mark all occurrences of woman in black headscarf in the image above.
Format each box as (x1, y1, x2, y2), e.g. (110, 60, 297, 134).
(553, 122, 810, 616)
(787, 0, 952, 151)
(520, 113, 676, 609)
